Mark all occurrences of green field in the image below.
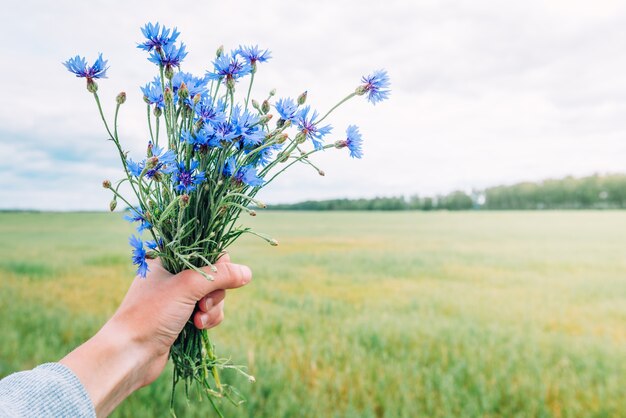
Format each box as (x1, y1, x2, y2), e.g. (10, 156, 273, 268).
(1, 211, 625, 417)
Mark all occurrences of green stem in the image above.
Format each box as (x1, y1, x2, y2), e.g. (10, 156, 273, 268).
(316, 92, 356, 124)
(244, 70, 255, 109)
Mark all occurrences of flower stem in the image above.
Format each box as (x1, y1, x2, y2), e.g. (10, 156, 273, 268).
(316, 92, 356, 124)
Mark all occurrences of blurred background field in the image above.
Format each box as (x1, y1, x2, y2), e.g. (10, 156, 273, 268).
(1, 211, 625, 418)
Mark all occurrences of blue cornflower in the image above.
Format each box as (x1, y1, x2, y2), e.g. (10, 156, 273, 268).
(63, 54, 109, 80)
(296, 106, 333, 150)
(172, 72, 209, 105)
(251, 143, 282, 167)
(195, 97, 226, 126)
(127, 159, 145, 177)
(235, 165, 264, 187)
(211, 122, 237, 146)
(235, 45, 271, 69)
(129, 235, 149, 278)
(275, 98, 299, 123)
(138, 22, 180, 52)
(222, 157, 237, 177)
(206, 53, 251, 82)
(232, 106, 265, 148)
(141, 78, 164, 108)
(147, 144, 177, 176)
(345, 125, 363, 158)
(125, 207, 152, 233)
(359, 69, 390, 105)
(172, 161, 206, 193)
(148, 43, 188, 68)
(145, 238, 163, 250)
(181, 125, 214, 147)
(138, 22, 179, 52)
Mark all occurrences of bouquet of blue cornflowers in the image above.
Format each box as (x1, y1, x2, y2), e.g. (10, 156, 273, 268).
(64, 22, 389, 415)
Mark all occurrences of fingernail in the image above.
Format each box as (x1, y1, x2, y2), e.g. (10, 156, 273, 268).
(201, 315, 208, 327)
(205, 297, 213, 311)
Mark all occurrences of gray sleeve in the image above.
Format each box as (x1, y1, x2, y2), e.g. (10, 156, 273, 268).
(0, 363, 95, 418)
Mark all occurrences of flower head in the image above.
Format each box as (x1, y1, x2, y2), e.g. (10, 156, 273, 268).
(233, 164, 264, 187)
(211, 122, 237, 147)
(172, 161, 205, 193)
(138, 22, 180, 52)
(195, 97, 226, 126)
(275, 98, 299, 123)
(125, 207, 152, 233)
(206, 53, 251, 83)
(296, 106, 332, 149)
(147, 144, 177, 176)
(172, 72, 209, 105)
(148, 43, 188, 68)
(232, 106, 265, 148)
(127, 159, 144, 177)
(358, 69, 390, 104)
(141, 78, 164, 108)
(63, 54, 109, 80)
(336, 125, 363, 158)
(129, 235, 149, 278)
(235, 45, 271, 70)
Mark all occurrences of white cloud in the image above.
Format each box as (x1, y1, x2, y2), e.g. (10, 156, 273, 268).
(1, 0, 626, 209)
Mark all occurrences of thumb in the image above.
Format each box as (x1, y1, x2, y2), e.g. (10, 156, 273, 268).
(175, 263, 252, 301)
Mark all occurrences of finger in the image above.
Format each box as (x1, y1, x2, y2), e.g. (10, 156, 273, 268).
(193, 300, 225, 329)
(177, 263, 252, 300)
(197, 289, 226, 313)
(215, 252, 231, 264)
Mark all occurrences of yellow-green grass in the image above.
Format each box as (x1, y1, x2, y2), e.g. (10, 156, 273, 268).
(1, 211, 625, 417)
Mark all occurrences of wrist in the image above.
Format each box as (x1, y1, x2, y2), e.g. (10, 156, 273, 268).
(60, 318, 156, 417)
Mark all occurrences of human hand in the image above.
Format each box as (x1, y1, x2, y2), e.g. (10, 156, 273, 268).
(60, 254, 252, 417)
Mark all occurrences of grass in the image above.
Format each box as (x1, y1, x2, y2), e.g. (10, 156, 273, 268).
(1, 211, 625, 417)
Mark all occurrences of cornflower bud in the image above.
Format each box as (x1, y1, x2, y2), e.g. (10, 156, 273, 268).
(109, 199, 117, 211)
(269, 238, 279, 246)
(259, 114, 273, 124)
(276, 133, 289, 144)
(116, 92, 127, 105)
(102, 179, 112, 189)
(249, 210, 257, 216)
(251, 99, 261, 111)
(164, 65, 174, 80)
(193, 93, 201, 105)
(216, 45, 224, 58)
(318, 169, 325, 176)
(355, 85, 367, 96)
(164, 87, 173, 104)
(153, 107, 162, 117)
(269, 88, 276, 97)
(147, 141, 154, 157)
(262, 100, 270, 114)
(295, 131, 307, 143)
(178, 82, 189, 100)
(180, 194, 190, 207)
(297, 91, 307, 105)
(87, 79, 98, 93)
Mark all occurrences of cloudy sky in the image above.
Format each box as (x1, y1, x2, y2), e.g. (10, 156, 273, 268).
(2, 0, 626, 210)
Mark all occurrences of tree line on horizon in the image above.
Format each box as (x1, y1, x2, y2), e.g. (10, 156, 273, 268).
(266, 174, 626, 211)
